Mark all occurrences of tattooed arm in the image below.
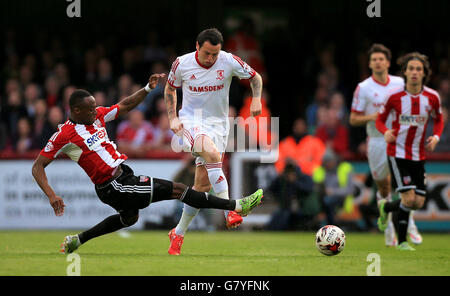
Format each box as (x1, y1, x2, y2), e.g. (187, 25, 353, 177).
(117, 73, 165, 116)
(164, 83, 184, 134)
(249, 72, 263, 117)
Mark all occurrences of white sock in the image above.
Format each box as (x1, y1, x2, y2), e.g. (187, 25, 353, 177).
(175, 203, 199, 236)
(205, 162, 230, 217)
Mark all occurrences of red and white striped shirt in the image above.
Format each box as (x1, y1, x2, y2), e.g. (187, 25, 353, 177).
(40, 104, 128, 184)
(375, 87, 444, 161)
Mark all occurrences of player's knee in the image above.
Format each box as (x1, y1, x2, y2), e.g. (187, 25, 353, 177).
(202, 152, 221, 163)
(413, 196, 425, 210)
(120, 209, 139, 226)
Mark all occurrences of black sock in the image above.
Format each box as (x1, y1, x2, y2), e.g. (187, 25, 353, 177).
(181, 188, 236, 211)
(397, 205, 410, 244)
(78, 214, 125, 244)
(384, 199, 401, 213)
(392, 210, 399, 237)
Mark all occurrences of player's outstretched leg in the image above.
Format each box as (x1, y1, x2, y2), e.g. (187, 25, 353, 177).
(60, 235, 81, 254)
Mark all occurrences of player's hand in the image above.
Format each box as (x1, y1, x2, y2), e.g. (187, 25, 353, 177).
(384, 129, 396, 143)
(425, 136, 439, 152)
(169, 117, 184, 135)
(49, 195, 66, 216)
(250, 98, 262, 117)
(148, 73, 166, 89)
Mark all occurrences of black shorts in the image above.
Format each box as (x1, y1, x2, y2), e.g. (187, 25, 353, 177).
(95, 164, 173, 211)
(387, 156, 426, 196)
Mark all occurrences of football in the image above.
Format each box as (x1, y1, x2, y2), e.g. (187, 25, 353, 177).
(315, 225, 346, 256)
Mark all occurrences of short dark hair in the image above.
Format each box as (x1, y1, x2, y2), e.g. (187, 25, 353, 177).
(368, 43, 392, 61)
(69, 89, 92, 109)
(196, 28, 224, 47)
(397, 52, 432, 85)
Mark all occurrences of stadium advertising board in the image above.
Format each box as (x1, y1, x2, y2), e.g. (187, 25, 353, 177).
(0, 160, 183, 229)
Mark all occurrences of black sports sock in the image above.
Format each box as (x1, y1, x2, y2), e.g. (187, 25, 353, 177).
(397, 205, 410, 244)
(78, 214, 125, 244)
(392, 210, 400, 238)
(181, 188, 236, 211)
(384, 199, 401, 213)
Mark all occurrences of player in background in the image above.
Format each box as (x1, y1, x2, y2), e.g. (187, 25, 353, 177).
(31, 74, 263, 254)
(164, 28, 263, 255)
(376, 52, 443, 251)
(350, 44, 422, 246)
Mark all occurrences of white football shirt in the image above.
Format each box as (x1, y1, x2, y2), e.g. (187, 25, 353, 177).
(167, 50, 255, 136)
(351, 75, 404, 138)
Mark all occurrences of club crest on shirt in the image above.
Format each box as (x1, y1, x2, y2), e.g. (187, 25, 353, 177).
(44, 141, 54, 152)
(403, 176, 411, 185)
(216, 70, 225, 80)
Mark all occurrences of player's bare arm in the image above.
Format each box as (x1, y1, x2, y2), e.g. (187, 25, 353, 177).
(117, 73, 165, 116)
(349, 111, 378, 126)
(31, 155, 66, 216)
(249, 72, 263, 117)
(164, 83, 184, 134)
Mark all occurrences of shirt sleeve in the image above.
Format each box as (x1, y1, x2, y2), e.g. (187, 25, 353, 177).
(375, 95, 393, 135)
(230, 54, 256, 79)
(350, 84, 366, 113)
(96, 104, 120, 124)
(430, 93, 444, 138)
(167, 58, 182, 88)
(39, 127, 68, 159)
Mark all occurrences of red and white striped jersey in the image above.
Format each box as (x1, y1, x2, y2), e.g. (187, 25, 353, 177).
(375, 87, 444, 161)
(40, 104, 128, 184)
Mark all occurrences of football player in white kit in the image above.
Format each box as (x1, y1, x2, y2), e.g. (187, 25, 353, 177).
(164, 28, 263, 255)
(350, 44, 422, 246)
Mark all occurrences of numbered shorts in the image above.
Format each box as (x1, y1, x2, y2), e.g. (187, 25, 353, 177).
(387, 156, 426, 196)
(367, 137, 389, 181)
(180, 121, 228, 167)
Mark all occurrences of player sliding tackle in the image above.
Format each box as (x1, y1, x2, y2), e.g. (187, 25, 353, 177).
(31, 73, 263, 254)
(165, 28, 263, 255)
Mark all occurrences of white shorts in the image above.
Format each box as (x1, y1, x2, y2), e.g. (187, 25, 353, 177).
(180, 121, 228, 167)
(367, 137, 389, 181)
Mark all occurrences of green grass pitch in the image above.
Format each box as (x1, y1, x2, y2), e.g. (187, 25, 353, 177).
(0, 230, 449, 276)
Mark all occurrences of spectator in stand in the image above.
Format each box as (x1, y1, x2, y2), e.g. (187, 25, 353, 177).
(31, 99, 48, 143)
(266, 160, 314, 230)
(313, 148, 355, 226)
(54, 63, 71, 89)
(24, 83, 42, 117)
(116, 109, 157, 157)
(14, 117, 34, 154)
(238, 88, 274, 150)
(329, 91, 348, 123)
(117, 74, 134, 99)
(437, 78, 450, 109)
(305, 86, 329, 132)
(275, 118, 326, 176)
(225, 17, 268, 84)
(315, 107, 350, 157)
(35, 105, 64, 149)
(138, 61, 168, 117)
(61, 85, 77, 118)
(19, 65, 35, 87)
(153, 113, 175, 152)
(44, 75, 61, 108)
(92, 58, 115, 96)
(1, 90, 28, 139)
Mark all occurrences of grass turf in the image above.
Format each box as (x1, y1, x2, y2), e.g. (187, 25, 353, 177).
(0, 230, 449, 276)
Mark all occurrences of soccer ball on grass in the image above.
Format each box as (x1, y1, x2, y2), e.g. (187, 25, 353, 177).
(315, 225, 345, 256)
